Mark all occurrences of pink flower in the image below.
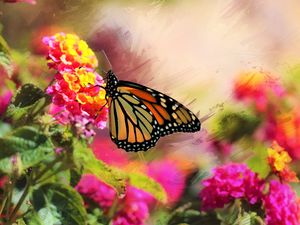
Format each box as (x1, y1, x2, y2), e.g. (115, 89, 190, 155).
(92, 136, 129, 167)
(0, 91, 12, 116)
(44, 33, 108, 135)
(233, 71, 285, 112)
(43, 33, 98, 71)
(147, 160, 185, 205)
(112, 202, 149, 225)
(260, 109, 300, 160)
(112, 187, 152, 225)
(263, 180, 300, 225)
(75, 174, 116, 211)
(199, 163, 264, 211)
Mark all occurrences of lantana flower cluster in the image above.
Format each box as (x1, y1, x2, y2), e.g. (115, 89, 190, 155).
(267, 141, 299, 183)
(199, 163, 264, 211)
(43, 33, 107, 136)
(199, 163, 300, 225)
(233, 71, 300, 159)
(233, 71, 285, 113)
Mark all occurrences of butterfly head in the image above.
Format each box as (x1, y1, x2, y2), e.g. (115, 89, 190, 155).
(105, 70, 119, 97)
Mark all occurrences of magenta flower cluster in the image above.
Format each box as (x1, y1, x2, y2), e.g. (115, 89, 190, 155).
(199, 163, 300, 224)
(76, 175, 153, 225)
(263, 180, 300, 225)
(200, 163, 264, 211)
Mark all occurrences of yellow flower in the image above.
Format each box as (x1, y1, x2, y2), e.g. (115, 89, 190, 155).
(267, 141, 298, 183)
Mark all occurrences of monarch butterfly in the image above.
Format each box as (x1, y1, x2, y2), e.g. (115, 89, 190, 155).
(105, 70, 201, 152)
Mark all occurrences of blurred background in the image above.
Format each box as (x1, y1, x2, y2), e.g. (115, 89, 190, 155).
(2, 1, 300, 223)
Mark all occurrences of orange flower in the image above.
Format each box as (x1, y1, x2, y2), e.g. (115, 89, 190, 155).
(267, 141, 299, 183)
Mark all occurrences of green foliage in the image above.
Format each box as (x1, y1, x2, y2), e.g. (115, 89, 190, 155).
(217, 111, 261, 143)
(128, 172, 167, 203)
(73, 139, 167, 202)
(0, 126, 53, 174)
(0, 34, 13, 77)
(246, 144, 270, 178)
(73, 139, 127, 195)
(5, 84, 50, 125)
(25, 183, 87, 225)
(217, 200, 265, 225)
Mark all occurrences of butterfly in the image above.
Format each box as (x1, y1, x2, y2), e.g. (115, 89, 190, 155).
(104, 70, 201, 152)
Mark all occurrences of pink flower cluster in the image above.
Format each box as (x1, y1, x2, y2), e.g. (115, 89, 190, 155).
(43, 33, 108, 136)
(263, 180, 300, 225)
(233, 71, 285, 112)
(147, 160, 185, 205)
(263, 110, 300, 159)
(0, 91, 12, 116)
(75, 158, 186, 224)
(199, 163, 264, 211)
(199, 163, 300, 224)
(75, 175, 153, 225)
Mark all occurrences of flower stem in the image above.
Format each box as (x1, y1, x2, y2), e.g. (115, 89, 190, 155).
(6, 175, 31, 225)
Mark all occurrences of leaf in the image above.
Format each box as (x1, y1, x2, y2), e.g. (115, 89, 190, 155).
(29, 183, 87, 225)
(0, 121, 11, 137)
(128, 172, 167, 203)
(217, 200, 241, 225)
(5, 84, 50, 124)
(233, 211, 264, 225)
(72, 139, 126, 196)
(246, 144, 270, 178)
(0, 35, 13, 77)
(73, 139, 167, 202)
(0, 126, 53, 174)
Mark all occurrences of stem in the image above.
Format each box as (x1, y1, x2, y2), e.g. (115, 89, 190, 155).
(6, 175, 31, 225)
(5, 178, 15, 220)
(0, 195, 7, 216)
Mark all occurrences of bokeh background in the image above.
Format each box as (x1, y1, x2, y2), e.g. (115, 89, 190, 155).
(2, 0, 300, 224)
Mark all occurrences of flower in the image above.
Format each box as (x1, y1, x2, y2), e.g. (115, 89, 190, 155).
(92, 136, 129, 167)
(44, 33, 108, 136)
(147, 160, 185, 205)
(43, 33, 98, 71)
(263, 180, 300, 225)
(267, 141, 298, 183)
(0, 91, 12, 116)
(233, 71, 285, 112)
(272, 110, 300, 159)
(75, 174, 116, 211)
(199, 163, 264, 211)
(112, 186, 152, 225)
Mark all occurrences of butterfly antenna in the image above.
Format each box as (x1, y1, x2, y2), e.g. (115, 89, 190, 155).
(101, 50, 112, 71)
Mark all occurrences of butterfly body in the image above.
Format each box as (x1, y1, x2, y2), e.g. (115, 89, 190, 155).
(105, 70, 201, 152)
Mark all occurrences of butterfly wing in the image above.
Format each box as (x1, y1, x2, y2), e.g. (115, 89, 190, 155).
(107, 80, 201, 152)
(108, 88, 161, 152)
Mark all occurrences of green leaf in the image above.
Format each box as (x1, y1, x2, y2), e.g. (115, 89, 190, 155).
(73, 139, 126, 196)
(129, 172, 167, 203)
(246, 144, 270, 178)
(0, 126, 53, 174)
(73, 139, 167, 202)
(28, 183, 87, 225)
(0, 121, 11, 137)
(217, 200, 241, 225)
(5, 84, 50, 124)
(0, 35, 13, 77)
